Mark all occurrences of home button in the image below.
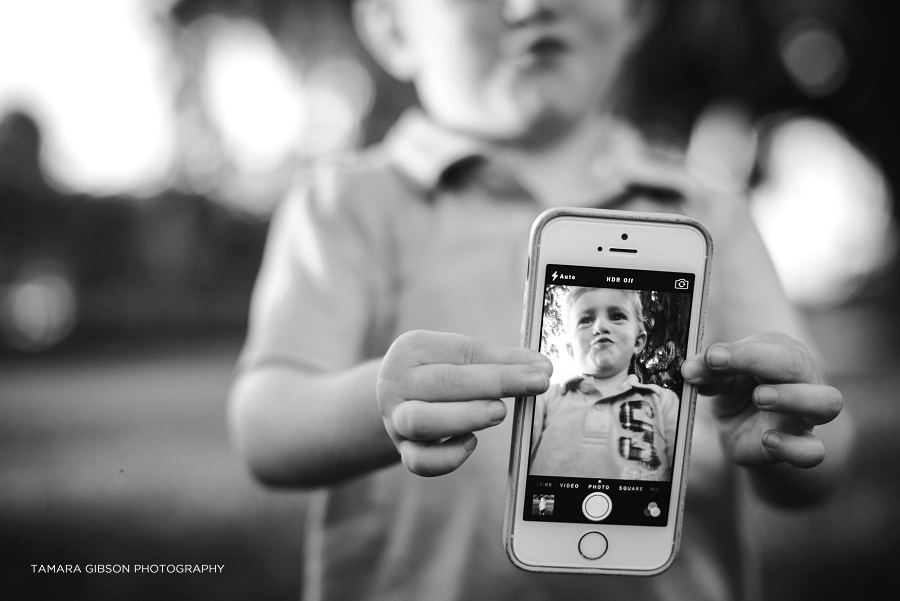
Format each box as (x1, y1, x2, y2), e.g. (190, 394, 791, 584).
(578, 531, 608, 560)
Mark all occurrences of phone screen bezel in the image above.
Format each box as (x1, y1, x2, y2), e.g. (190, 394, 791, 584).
(505, 209, 712, 575)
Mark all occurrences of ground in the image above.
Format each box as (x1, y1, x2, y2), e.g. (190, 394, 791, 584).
(0, 306, 898, 600)
(0, 337, 306, 600)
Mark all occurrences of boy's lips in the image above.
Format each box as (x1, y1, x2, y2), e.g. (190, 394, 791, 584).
(529, 36, 568, 57)
(503, 32, 570, 62)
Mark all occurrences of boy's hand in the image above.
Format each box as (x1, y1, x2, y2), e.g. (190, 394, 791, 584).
(681, 333, 843, 469)
(377, 330, 552, 477)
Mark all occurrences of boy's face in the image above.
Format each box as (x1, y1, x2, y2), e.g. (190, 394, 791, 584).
(369, 0, 647, 144)
(566, 288, 646, 379)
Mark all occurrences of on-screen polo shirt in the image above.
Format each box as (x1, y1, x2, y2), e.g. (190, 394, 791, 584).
(239, 110, 807, 601)
(530, 374, 679, 480)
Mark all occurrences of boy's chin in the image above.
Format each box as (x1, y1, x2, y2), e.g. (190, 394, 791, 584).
(581, 363, 630, 380)
(447, 80, 591, 143)
(506, 77, 597, 122)
(476, 106, 587, 147)
(424, 83, 592, 145)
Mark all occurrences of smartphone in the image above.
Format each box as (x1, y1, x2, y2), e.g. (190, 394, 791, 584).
(504, 207, 712, 575)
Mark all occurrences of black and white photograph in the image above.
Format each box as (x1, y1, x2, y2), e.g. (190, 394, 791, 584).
(531, 494, 555, 516)
(530, 284, 691, 481)
(1, 0, 898, 599)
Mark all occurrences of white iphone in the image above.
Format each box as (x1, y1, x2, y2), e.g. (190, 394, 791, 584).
(504, 207, 712, 575)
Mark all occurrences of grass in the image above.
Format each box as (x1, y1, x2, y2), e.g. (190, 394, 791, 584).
(0, 337, 309, 601)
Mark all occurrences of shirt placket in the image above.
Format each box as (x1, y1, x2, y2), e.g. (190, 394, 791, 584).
(582, 393, 612, 445)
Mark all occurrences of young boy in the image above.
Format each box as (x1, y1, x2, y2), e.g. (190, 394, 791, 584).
(230, 1, 852, 600)
(530, 288, 678, 480)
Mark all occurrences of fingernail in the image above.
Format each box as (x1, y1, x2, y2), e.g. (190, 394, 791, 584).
(531, 357, 553, 375)
(707, 345, 730, 368)
(762, 431, 782, 450)
(525, 371, 549, 393)
(463, 433, 477, 452)
(488, 401, 507, 423)
(756, 386, 777, 407)
(681, 359, 702, 381)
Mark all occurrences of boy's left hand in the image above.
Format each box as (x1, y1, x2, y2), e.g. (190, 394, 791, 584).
(681, 332, 843, 468)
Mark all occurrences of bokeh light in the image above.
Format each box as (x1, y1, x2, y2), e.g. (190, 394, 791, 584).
(0, 0, 176, 195)
(185, 15, 375, 213)
(200, 16, 307, 174)
(0, 263, 78, 351)
(780, 19, 850, 98)
(197, 16, 375, 167)
(751, 116, 895, 307)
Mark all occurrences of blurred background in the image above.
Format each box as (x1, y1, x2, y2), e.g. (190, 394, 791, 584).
(1, 0, 899, 599)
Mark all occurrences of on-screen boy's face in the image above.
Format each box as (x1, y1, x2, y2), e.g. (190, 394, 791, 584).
(566, 288, 646, 379)
(383, 0, 646, 144)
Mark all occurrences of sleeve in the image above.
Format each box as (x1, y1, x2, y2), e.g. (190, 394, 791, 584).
(659, 388, 679, 474)
(530, 385, 565, 463)
(701, 194, 812, 349)
(237, 166, 396, 374)
(618, 179, 811, 350)
(529, 391, 548, 463)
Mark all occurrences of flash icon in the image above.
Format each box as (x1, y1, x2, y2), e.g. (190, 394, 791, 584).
(552, 271, 558, 281)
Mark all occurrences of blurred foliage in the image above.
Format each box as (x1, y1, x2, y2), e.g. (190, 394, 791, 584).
(541, 284, 570, 358)
(634, 290, 691, 391)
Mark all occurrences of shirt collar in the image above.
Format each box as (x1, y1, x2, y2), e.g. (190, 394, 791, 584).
(565, 373, 655, 397)
(384, 110, 486, 192)
(384, 109, 696, 208)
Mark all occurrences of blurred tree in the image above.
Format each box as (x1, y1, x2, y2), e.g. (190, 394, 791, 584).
(634, 290, 690, 392)
(0, 111, 45, 192)
(541, 284, 570, 359)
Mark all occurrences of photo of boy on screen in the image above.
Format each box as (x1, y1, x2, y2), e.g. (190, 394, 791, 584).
(529, 286, 688, 481)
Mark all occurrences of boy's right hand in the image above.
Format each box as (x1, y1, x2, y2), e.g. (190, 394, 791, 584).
(377, 330, 552, 477)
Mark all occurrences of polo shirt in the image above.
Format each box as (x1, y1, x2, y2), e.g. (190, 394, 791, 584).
(531, 374, 679, 480)
(240, 110, 806, 601)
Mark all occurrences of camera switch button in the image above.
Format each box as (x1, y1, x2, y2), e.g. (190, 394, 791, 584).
(578, 531, 608, 560)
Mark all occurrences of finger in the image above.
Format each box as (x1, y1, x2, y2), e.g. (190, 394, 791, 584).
(682, 356, 757, 409)
(398, 434, 478, 477)
(761, 430, 825, 468)
(692, 373, 756, 400)
(392, 330, 551, 370)
(406, 363, 549, 401)
(753, 384, 843, 425)
(392, 399, 506, 441)
(698, 375, 759, 418)
(682, 354, 728, 386)
(687, 342, 817, 384)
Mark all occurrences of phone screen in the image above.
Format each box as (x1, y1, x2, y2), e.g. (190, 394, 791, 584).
(524, 263, 695, 527)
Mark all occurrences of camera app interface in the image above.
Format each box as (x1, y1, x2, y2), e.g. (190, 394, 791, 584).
(524, 264, 695, 527)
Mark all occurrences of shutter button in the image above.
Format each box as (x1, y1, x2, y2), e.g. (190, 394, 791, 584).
(582, 492, 612, 521)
